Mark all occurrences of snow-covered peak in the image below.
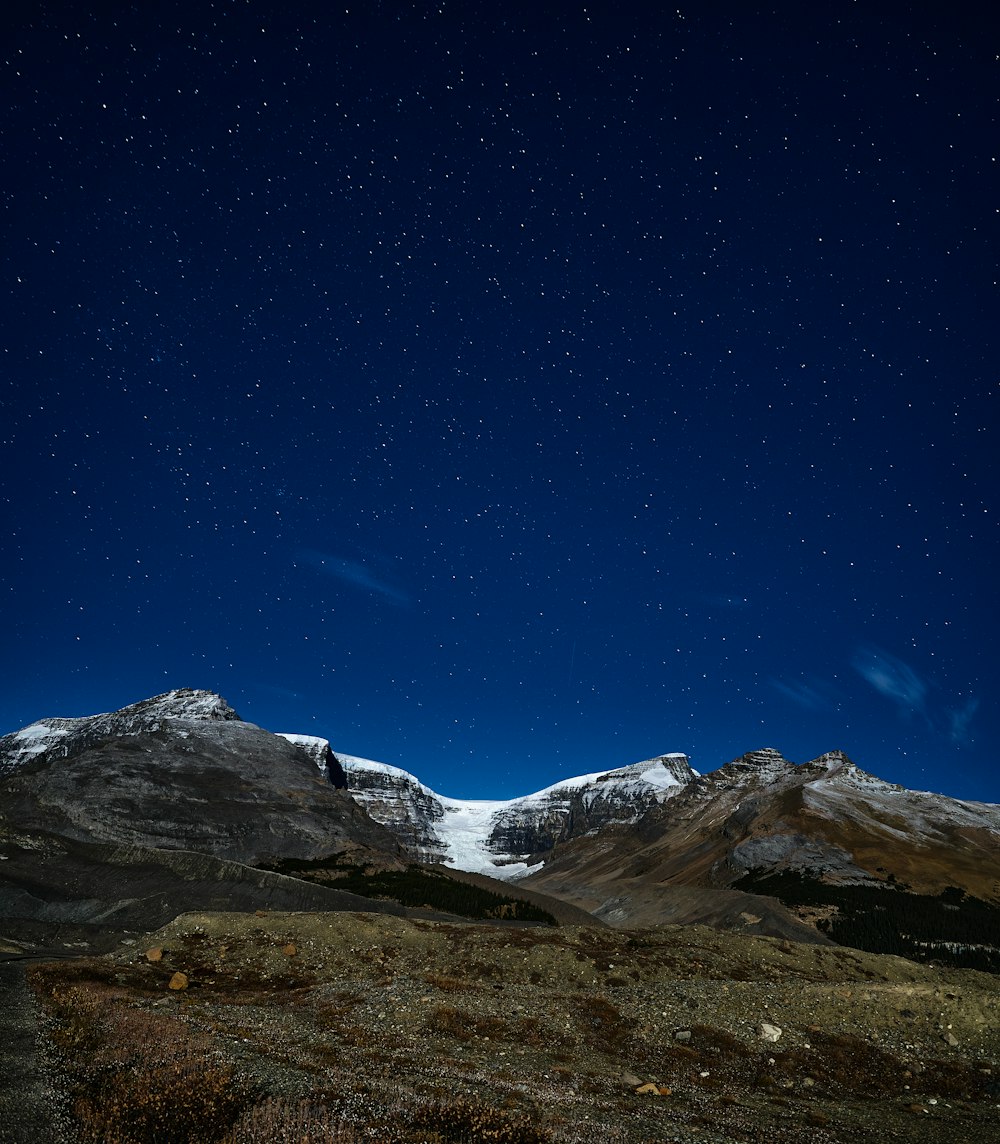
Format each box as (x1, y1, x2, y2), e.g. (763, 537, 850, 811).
(126, 688, 241, 721)
(337, 752, 694, 878)
(800, 761, 1000, 844)
(0, 689, 243, 777)
(596, 753, 698, 790)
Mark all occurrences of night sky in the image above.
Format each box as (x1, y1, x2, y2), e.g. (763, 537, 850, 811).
(2, 3, 996, 801)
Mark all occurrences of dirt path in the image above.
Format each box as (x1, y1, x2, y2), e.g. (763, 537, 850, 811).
(0, 961, 72, 1144)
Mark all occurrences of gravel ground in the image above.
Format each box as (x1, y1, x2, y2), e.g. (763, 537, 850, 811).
(20, 912, 1000, 1143)
(0, 961, 77, 1144)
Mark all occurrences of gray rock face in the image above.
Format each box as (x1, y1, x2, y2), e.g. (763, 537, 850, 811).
(337, 755, 449, 861)
(729, 832, 865, 877)
(0, 692, 399, 865)
(709, 748, 796, 787)
(484, 755, 698, 858)
(0, 689, 241, 777)
(275, 733, 348, 788)
(337, 753, 696, 874)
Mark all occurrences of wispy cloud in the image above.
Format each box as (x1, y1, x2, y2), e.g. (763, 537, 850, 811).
(852, 645, 928, 722)
(770, 678, 837, 712)
(948, 697, 980, 745)
(852, 645, 981, 749)
(297, 548, 410, 607)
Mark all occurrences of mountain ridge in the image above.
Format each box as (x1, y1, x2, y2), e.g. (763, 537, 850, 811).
(3, 690, 999, 960)
(0, 689, 398, 866)
(325, 749, 698, 877)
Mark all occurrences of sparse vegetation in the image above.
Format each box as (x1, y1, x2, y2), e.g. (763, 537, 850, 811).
(26, 962, 253, 1142)
(572, 993, 631, 1051)
(411, 1098, 553, 1143)
(20, 912, 1000, 1143)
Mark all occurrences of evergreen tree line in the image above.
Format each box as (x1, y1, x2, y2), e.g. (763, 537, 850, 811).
(734, 869, 1000, 973)
(258, 856, 557, 925)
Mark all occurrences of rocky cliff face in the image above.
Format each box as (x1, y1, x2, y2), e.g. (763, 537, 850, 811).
(520, 745, 1000, 926)
(335, 752, 696, 877)
(483, 754, 697, 858)
(336, 755, 450, 861)
(276, 733, 348, 789)
(0, 690, 399, 865)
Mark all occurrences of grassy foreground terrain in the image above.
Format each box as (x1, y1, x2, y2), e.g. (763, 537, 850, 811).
(21, 910, 1000, 1143)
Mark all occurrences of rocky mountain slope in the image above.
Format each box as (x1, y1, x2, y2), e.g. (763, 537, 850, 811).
(322, 741, 1000, 955)
(0, 691, 418, 955)
(0, 690, 396, 865)
(517, 748, 1000, 961)
(0, 831, 411, 956)
(322, 743, 1000, 909)
(0, 691, 594, 956)
(521, 748, 1000, 896)
(4, 692, 998, 962)
(331, 751, 696, 875)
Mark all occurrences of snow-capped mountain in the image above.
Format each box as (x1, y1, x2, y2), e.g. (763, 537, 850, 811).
(4, 693, 693, 880)
(5, 691, 999, 947)
(520, 746, 1000, 924)
(0, 688, 241, 776)
(301, 750, 696, 878)
(0, 690, 398, 864)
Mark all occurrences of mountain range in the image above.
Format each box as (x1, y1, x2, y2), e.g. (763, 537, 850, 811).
(2, 689, 998, 967)
(5, 689, 1000, 1144)
(300, 742, 696, 876)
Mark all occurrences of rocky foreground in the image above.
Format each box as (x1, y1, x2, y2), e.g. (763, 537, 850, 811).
(16, 912, 1000, 1144)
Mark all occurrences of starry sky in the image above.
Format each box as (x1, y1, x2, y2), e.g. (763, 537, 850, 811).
(2, 3, 996, 801)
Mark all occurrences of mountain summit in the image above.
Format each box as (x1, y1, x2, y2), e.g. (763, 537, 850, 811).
(0, 689, 393, 864)
(319, 751, 696, 876)
(3, 691, 999, 964)
(0, 688, 239, 776)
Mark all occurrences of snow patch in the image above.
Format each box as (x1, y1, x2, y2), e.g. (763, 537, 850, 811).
(337, 751, 694, 880)
(5, 722, 72, 764)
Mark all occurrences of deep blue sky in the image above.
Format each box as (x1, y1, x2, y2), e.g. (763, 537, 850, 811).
(2, 3, 996, 800)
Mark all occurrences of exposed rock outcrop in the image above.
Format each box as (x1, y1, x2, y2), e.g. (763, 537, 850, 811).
(337, 755, 450, 861)
(335, 753, 695, 877)
(0, 691, 399, 866)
